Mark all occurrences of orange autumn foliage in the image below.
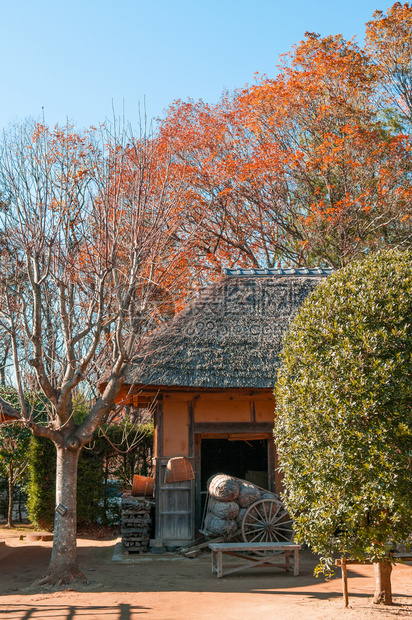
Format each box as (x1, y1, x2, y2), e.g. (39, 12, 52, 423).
(366, 2, 412, 126)
(161, 23, 412, 268)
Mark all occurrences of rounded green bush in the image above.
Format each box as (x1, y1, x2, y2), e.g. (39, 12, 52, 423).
(275, 250, 412, 575)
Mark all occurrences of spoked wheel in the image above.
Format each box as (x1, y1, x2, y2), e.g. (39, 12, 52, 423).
(241, 499, 293, 552)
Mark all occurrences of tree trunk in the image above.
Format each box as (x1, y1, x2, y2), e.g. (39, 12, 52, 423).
(103, 458, 109, 525)
(373, 561, 392, 605)
(18, 487, 23, 523)
(7, 461, 14, 528)
(0, 342, 10, 386)
(37, 441, 87, 586)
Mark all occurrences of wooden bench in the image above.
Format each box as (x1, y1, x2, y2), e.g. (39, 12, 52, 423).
(209, 542, 301, 579)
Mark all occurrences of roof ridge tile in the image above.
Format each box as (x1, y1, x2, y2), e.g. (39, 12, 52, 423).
(224, 267, 333, 277)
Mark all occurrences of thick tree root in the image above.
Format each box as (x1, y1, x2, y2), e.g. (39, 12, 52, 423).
(373, 591, 392, 606)
(34, 568, 89, 589)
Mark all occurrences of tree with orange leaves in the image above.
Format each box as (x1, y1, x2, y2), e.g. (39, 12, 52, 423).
(237, 32, 412, 267)
(366, 2, 412, 129)
(162, 24, 412, 269)
(0, 120, 194, 586)
(160, 97, 263, 272)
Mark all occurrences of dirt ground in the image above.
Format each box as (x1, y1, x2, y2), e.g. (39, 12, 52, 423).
(1, 527, 412, 619)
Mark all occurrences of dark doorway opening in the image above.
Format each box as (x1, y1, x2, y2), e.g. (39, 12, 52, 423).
(201, 438, 268, 488)
(199, 438, 268, 525)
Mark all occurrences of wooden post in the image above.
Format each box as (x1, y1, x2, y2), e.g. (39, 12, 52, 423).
(154, 397, 163, 543)
(341, 557, 349, 608)
(194, 434, 202, 528)
(267, 437, 276, 493)
(218, 549, 223, 578)
(294, 547, 299, 576)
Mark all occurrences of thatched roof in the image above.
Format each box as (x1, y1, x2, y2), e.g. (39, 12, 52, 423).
(125, 269, 331, 390)
(0, 396, 20, 423)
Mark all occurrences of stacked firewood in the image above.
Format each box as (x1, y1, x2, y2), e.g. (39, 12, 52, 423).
(203, 474, 279, 538)
(121, 492, 154, 553)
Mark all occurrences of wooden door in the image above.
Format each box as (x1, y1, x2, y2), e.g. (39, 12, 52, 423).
(154, 457, 195, 547)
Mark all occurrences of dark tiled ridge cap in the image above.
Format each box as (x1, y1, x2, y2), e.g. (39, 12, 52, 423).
(224, 267, 333, 278)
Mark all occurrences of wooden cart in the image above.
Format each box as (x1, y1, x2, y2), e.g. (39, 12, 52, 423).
(180, 477, 293, 556)
(201, 479, 293, 546)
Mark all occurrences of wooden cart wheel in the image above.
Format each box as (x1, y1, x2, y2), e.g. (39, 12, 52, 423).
(241, 498, 293, 549)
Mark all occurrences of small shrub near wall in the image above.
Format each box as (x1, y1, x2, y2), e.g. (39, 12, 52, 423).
(27, 436, 105, 530)
(76, 447, 105, 526)
(27, 436, 56, 530)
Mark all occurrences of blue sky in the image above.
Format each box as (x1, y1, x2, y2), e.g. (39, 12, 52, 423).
(0, 0, 387, 131)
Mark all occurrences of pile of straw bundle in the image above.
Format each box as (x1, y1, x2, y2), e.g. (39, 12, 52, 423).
(205, 474, 279, 537)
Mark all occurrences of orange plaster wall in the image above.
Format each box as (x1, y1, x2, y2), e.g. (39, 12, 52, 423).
(195, 400, 250, 422)
(162, 399, 189, 457)
(255, 400, 276, 423)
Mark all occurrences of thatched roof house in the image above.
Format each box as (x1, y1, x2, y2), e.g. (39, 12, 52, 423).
(0, 396, 20, 423)
(119, 268, 331, 548)
(124, 267, 332, 390)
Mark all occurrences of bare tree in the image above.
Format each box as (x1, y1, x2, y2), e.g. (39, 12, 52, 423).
(0, 119, 193, 585)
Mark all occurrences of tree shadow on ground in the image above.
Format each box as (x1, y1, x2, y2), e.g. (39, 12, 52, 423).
(0, 603, 149, 619)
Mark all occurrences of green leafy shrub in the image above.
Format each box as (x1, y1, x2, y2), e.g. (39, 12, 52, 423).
(275, 250, 412, 577)
(76, 447, 105, 526)
(27, 436, 56, 530)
